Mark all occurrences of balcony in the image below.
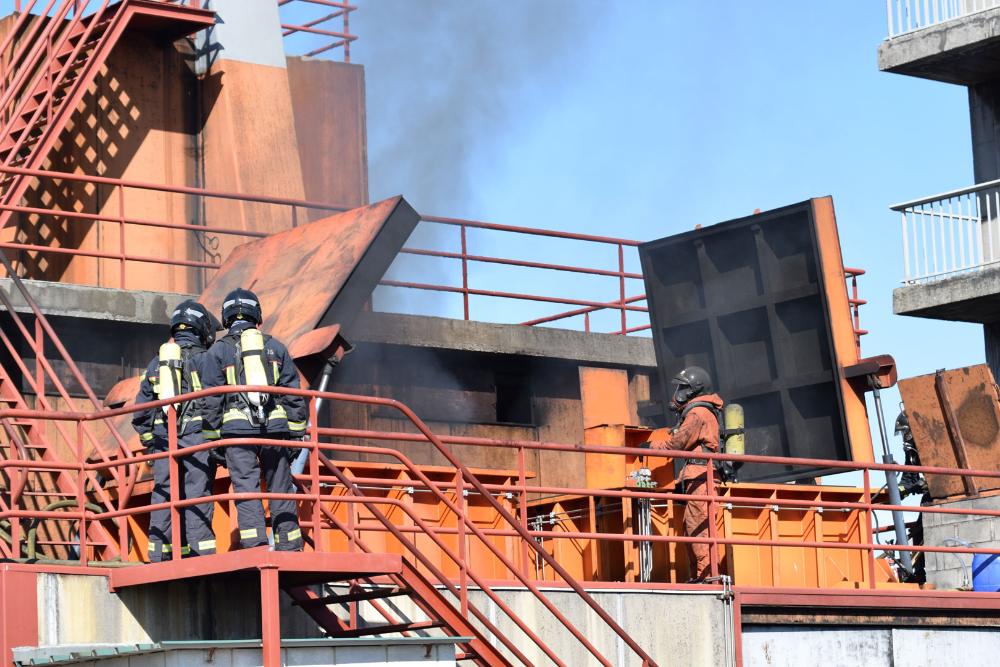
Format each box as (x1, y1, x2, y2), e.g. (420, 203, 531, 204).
(880, 0, 1000, 85)
(886, 0, 1000, 38)
(892, 180, 1000, 321)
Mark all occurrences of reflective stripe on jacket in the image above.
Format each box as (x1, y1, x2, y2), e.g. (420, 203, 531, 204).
(131, 345, 216, 441)
(201, 327, 306, 437)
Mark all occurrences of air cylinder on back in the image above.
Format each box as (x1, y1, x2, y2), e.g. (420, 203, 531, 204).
(240, 328, 269, 407)
(156, 342, 182, 413)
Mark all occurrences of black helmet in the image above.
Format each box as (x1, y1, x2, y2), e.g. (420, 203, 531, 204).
(670, 365, 712, 410)
(171, 299, 216, 346)
(222, 287, 262, 328)
(894, 410, 911, 440)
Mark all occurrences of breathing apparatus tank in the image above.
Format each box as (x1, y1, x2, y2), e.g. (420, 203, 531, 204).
(240, 327, 270, 416)
(156, 341, 183, 414)
(722, 403, 745, 482)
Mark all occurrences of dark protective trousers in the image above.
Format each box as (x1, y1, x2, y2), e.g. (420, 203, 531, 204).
(147, 433, 217, 562)
(226, 436, 303, 551)
(683, 476, 717, 580)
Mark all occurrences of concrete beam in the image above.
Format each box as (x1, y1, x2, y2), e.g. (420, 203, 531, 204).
(0, 280, 656, 367)
(892, 265, 1000, 322)
(878, 8, 1000, 84)
(350, 310, 658, 368)
(0, 278, 188, 325)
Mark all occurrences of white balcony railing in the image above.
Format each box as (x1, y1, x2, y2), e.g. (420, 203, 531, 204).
(886, 0, 1000, 37)
(893, 180, 1000, 283)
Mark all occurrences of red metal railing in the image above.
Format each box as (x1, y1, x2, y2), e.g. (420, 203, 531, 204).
(4, 386, 1000, 660)
(10, 1, 356, 60)
(278, 0, 358, 61)
(0, 386, 661, 667)
(845, 266, 868, 355)
(0, 165, 869, 341)
(384, 214, 651, 335)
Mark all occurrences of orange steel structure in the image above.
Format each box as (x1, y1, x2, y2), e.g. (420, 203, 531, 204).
(0, 3, 994, 667)
(6, 385, 1000, 664)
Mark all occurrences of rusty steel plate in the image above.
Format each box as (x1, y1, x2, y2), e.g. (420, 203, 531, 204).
(198, 195, 419, 344)
(897, 364, 1000, 500)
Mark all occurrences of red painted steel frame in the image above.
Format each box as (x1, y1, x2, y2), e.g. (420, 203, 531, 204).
(0, 566, 38, 667)
(278, 0, 358, 60)
(0, 164, 868, 340)
(6, 384, 1000, 664)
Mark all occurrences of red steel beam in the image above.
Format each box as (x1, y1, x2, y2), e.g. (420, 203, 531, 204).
(260, 565, 281, 667)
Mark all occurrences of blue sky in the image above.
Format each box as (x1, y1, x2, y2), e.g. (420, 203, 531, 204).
(344, 3, 987, 481)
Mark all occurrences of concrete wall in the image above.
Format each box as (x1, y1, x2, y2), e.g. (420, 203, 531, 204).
(14, 640, 458, 667)
(743, 626, 1000, 666)
(922, 494, 1000, 589)
(36, 573, 323, 646)
(33, 572, 729, 667)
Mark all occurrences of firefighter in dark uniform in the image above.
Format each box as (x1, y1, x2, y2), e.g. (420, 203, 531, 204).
(202, 288, 307, 551)
(648, 366, 724, 583)
(132, 300, 221, 562)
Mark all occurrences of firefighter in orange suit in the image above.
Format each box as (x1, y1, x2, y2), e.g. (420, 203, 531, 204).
(648, 366, 723, 583)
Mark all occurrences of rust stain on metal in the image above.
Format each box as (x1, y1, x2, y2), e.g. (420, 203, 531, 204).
(198, 196, 419, 344)
(934, 370, 978, 497)
(899, 364, 1000, 500)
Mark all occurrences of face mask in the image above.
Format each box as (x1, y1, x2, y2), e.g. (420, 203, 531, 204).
(670, 383, 694, 412)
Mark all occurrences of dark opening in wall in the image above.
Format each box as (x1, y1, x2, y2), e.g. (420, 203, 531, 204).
(495, 372, 533, 425)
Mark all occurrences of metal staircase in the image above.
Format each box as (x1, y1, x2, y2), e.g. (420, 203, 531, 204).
(0, 0, 213, 219)
(0, 0, 212, 560)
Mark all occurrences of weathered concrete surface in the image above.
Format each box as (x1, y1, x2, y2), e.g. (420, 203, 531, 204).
(0, 278, 187, 326)
(36, 572, 322, 645)
(922, 494, 1000, 590)
(14, 639, 460, 667)
(0, 279, 656, 367)
(351, 310, 657, 368)
(743, 626, 1000, 666)
(892, 265, 1000, 322)
(34, 573, 728, 667)
(207, 0, 287, 69)
(879, 8, 1000, 84)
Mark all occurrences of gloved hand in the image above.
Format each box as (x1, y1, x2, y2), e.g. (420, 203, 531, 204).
(638, 440, 652, 449)
(208, 447, 228, 469)
(286, 434, 305, 464)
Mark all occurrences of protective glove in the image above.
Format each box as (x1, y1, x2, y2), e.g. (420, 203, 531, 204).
(286, 434, 306, 464)
(208, 447, 228, 469)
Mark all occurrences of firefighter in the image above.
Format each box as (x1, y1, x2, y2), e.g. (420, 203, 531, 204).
(648, 365, 724, 583)
(896, 410, 929, 583)
(132, 300, 221, 562)
(202, 288, 307, 551)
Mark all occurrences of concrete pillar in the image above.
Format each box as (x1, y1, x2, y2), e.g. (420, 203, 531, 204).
(968, 83, 1000, 369)
(969, 80, 1000, 184)
(984, 322, 1000, 379)
(202, 0, 287, 69)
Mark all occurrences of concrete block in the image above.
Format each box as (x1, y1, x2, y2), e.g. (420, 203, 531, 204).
(135, 654, 165, 667)
(207, 0, 287, 69)
(230, 649, 265, 667)
(948, 518, 997, 544)
(927, 566, 972, 590)
(284, 647, 332, 666)
(743, 626, 891, 667)
(892, 628, 1000, 666)
(353, 310, 657, 367)
(387, 642, 454, 666)
(333, 645, 389, 663)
